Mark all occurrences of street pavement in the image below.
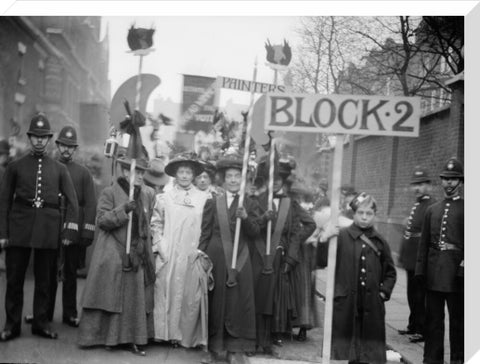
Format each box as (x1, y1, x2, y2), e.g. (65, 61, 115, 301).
(0, 260, 449, 364)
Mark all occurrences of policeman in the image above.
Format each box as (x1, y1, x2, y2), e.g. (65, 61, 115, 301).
(398, 168, 435, 343)
(24, 126, 96, 327)
(0, 114, 79, 341)
(415, 158, 464, 364)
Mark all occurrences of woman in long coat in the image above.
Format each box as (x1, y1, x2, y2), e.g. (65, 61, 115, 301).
(150, 153, 209, 347)
(253, 159, 303, 347)
(198, 154, 261, 362)
(78, 157, 156, 355)
(288, 181, 317, 342)
(319, 193, 396, 364)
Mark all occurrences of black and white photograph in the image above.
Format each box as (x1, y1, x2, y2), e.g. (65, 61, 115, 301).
(0, 1, 476, 363)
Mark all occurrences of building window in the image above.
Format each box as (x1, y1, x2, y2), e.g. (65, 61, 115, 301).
(17, 42, 27, 86)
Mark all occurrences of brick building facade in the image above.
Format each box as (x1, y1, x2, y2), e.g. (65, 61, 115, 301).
(0, 16, 110, 149)
(342, 76, 464, 255)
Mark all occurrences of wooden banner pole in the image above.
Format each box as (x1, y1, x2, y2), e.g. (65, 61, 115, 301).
(126, 53, 144, 256)
(322, 134, 344, 364)
(232, 57, 258, 269)
(265, 138, 275, 255)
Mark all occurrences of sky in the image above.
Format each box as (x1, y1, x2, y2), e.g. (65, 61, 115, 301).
(103, 16, 300, 108)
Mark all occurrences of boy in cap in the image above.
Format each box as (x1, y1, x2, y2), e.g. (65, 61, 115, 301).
(319, 192, 397, 364)
(0, 114, 79, 341)
(416, 158, 464, 364)
(397, 167, 435, 343)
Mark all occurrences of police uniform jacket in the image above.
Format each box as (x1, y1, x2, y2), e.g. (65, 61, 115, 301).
(415, 196, 463, 292)
(398, 194, 435, 271)
(60, 159, 97, 242)
(0, 152, 79, 249)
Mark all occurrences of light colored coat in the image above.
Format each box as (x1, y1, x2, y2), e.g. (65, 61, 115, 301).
(151, 185, 208, 343)
(179, 250, 214, 348)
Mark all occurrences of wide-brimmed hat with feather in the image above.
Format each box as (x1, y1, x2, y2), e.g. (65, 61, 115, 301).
(164, 152, 204, 177)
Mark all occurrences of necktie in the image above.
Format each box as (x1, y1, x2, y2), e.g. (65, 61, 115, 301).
(229, 193, 238, 208)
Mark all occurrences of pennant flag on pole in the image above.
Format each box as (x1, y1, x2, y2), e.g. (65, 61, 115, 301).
(120, 100, 147, 159)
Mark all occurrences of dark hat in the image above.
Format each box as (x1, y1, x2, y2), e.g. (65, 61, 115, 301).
(164, 152, 203, 177)
(439, 157, 464, 179)
(199, 160, 216, 179)
(410, 167, 431, 184)
(144, 158, 169, 186)
(116, 156, 149, 171)
(349, 192, 377, 212)
(278, 157, 294, 179)
(27, 113, 53, 137)
(341, 184, 356, 196)
(216, 153, 244, 172)
(56, 126, 78, 147)
(0, 139, 9, 155)
(257, 156, 294, 181)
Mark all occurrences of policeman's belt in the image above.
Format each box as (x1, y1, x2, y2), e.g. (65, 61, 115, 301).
(430, 242, 461, 251)
(403, 231, 421, 239)
(14, 196, 59, 209)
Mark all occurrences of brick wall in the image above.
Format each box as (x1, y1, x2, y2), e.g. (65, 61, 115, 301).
(341, 79, 464, 255)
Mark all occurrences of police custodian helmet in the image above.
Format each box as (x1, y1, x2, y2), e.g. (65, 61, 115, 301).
(410, 167, 431, 184)
(56, 126, 78, 147)
(27, 113, 53, 137)
(439, 157, 464, 181)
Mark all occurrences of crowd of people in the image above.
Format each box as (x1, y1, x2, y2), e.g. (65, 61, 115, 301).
(0, 113, 464, 364)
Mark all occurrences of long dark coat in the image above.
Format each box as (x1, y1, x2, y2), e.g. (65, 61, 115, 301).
(81, 181, 155, 314)
(61, 159, 97, 243)
(320, 223, 397, 364)
(398, 194, 435, 271)
(198, 194, 260, 352)
(290, 202, 316, 329)
(254, 192, 303, 334)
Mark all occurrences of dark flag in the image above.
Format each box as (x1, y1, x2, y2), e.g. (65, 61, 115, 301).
(265, 39, 292, 66)
(120, 100, 147, 159)
(127, 26, 155, 51)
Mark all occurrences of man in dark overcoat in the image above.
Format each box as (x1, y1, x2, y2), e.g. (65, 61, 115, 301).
(25, 126, 97, 327)
(397, 168, 435, 342)
(415, 157, 464, 364)
(198, 154, 261, 364)
(319, 193, 397, 364)
(0, 113, 79, 341)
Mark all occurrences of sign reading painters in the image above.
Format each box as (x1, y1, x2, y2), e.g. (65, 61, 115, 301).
(217, 76, 287, 93)
(263, 93, 421, 137)
(182, 74, 217, 133)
